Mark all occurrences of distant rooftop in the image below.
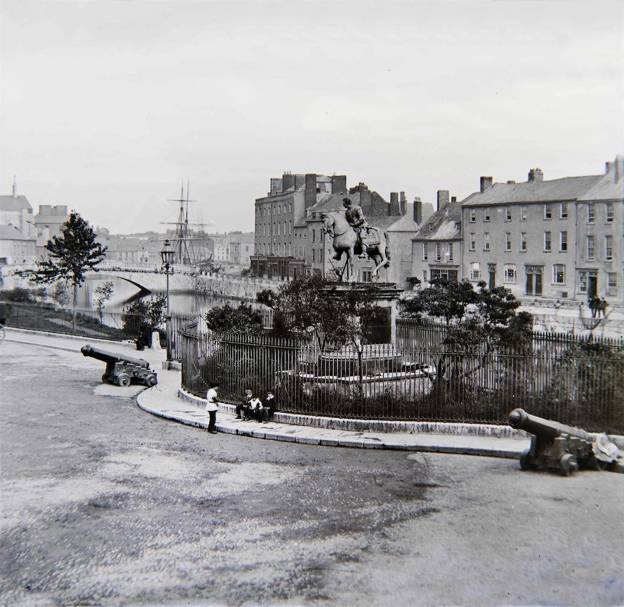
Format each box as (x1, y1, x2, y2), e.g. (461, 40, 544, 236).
(0, 194, 32, 212)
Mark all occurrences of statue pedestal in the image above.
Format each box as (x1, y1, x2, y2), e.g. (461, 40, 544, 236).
(322, 282, 403, 345)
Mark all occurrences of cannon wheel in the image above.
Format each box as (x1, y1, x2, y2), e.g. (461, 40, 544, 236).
(559, 454, 578, 476)
(519, 450, 534, 471)
(145, 374, 158, 387)
(116, 373, 131, 387)
(590, 457, 609, 472)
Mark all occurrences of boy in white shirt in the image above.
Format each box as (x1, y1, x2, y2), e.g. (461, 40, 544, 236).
(248, 395, 263, 422)
(205, 382, 219, 434)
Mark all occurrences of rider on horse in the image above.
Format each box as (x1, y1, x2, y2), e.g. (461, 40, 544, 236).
(343, 197, 374, 258)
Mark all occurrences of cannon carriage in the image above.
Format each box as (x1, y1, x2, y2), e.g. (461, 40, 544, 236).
(81, 345, 158, 387)
(508, 408, 622, 476)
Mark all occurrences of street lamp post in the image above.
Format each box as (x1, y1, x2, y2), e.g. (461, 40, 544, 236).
(160, 239, 175, 365)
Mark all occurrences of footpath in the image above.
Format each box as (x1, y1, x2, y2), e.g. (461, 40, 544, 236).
(5, 328, 529, 459)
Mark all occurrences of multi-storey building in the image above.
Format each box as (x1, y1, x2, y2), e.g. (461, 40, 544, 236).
(459, 156, 623, 304)
(227, 232, 255, 266)
(35, 204, 70, 256)
(0, 181, 37, 266)
(410, 190, 462, 286)
(251, 172, 348, 279)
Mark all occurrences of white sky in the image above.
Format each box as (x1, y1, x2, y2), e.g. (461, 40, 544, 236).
(1, 0, 622, 234)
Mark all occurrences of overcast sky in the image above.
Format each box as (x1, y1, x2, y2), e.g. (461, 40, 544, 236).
(1, 0, 622, 234)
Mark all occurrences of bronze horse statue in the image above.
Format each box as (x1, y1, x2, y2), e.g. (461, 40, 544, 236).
(321, 211, 390, 281)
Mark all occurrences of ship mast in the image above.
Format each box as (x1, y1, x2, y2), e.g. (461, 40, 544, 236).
(161, 181, 211, 266)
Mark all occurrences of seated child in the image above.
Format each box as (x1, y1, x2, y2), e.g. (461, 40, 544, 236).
(248, 395, 263, 421)
(261, 390, 277, 421)
(236, 389, 253, 420)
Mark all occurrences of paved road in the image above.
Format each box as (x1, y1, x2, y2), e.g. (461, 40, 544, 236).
(1, 340, 623, 607)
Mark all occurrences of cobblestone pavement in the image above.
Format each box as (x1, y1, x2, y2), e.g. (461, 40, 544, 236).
(1, 340, 623, 607)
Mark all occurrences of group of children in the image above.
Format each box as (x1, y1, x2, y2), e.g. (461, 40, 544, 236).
(235, 388, 277, 423)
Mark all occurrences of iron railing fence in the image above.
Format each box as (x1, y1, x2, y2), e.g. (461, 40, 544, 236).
(179, 326, 624, 432)
(1, 300, 195, 360)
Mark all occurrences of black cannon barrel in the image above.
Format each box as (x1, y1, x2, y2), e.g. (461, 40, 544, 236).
(81, 345, 150, 368)
(508, 408, 592, 441)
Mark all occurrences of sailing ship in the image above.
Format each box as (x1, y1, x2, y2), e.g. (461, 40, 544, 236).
(162, 181, 221, 272)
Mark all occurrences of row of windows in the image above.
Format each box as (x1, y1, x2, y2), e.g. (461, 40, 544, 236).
(421, 242, 454, 262)
(467, 202, 614, 224)
(465, 262, 618, 294)
(586, 235, 613, 261)
(468, 231, 569, 253)
(256, 244, 293, 257)
(256, 203, 293, 217)
(256, 221, 293, 237)
(466, 231, 614, 260)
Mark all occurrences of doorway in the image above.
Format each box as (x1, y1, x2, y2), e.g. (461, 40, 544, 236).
(525, 266, 543, 296)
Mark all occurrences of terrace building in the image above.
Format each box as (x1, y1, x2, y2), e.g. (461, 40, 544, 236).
(410, 190, 462, 286)
(459, 156, 623, 304)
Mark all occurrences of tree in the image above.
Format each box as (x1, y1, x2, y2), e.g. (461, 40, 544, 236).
(93, 281, 115, 323)
(122, 296, 166, 349)
(32, 212, 107, 331)
(204, 302, 264, 336)
(401, 279, 532, 389)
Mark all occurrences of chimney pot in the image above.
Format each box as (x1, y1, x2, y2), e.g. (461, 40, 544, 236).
(436, 190, 450, 211)
(399, 192, 407, 215)
(413, 197, 422, 224)
(389, 192, 400, 216)
(451, 196, 457, 203)
(528, 168, 544, 182)
(615, 156, 624, 182)
(480, 176, 493, 192)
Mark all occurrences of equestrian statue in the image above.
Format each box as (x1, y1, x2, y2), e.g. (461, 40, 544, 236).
(321, 197, 390, 281)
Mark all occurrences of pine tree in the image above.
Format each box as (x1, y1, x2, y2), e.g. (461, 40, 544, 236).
(32, 212, 107, 331)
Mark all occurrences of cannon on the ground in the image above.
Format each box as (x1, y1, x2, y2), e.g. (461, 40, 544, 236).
(508, 408, 623, 476)
(81, 345, 158, 387)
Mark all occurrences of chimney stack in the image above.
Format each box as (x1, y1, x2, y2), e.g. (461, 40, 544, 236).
(331, 175, 347, 194)
(12, 175, 17, 198)
(304, 173, 317, 209)
(436, 190, 450, 212)
(413, 197, 422, 224)
(389, 192, 400, 215)
(282, 172, 295, 191)
(480, 176, 493, 192)
(399, 191, 407, 215)
(614, 155, 624, 182)
(528, 168, 544, 183)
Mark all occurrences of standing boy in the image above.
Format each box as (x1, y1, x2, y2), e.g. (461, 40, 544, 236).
(205, 382, 219, 434)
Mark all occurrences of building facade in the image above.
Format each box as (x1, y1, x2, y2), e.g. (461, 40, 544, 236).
(0, 183, 37, 267)
(35, 204, 70, 256)
(410, 190, 463, 287)
(227, 232, 255, 266)
(459, 157, 623, 304)
(251, 172, 348, 279)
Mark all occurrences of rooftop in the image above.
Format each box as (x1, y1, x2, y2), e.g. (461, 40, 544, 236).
(412, 201, 462, 241)
(462, 175, 603, 207)
(0, 194, 32, 213)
